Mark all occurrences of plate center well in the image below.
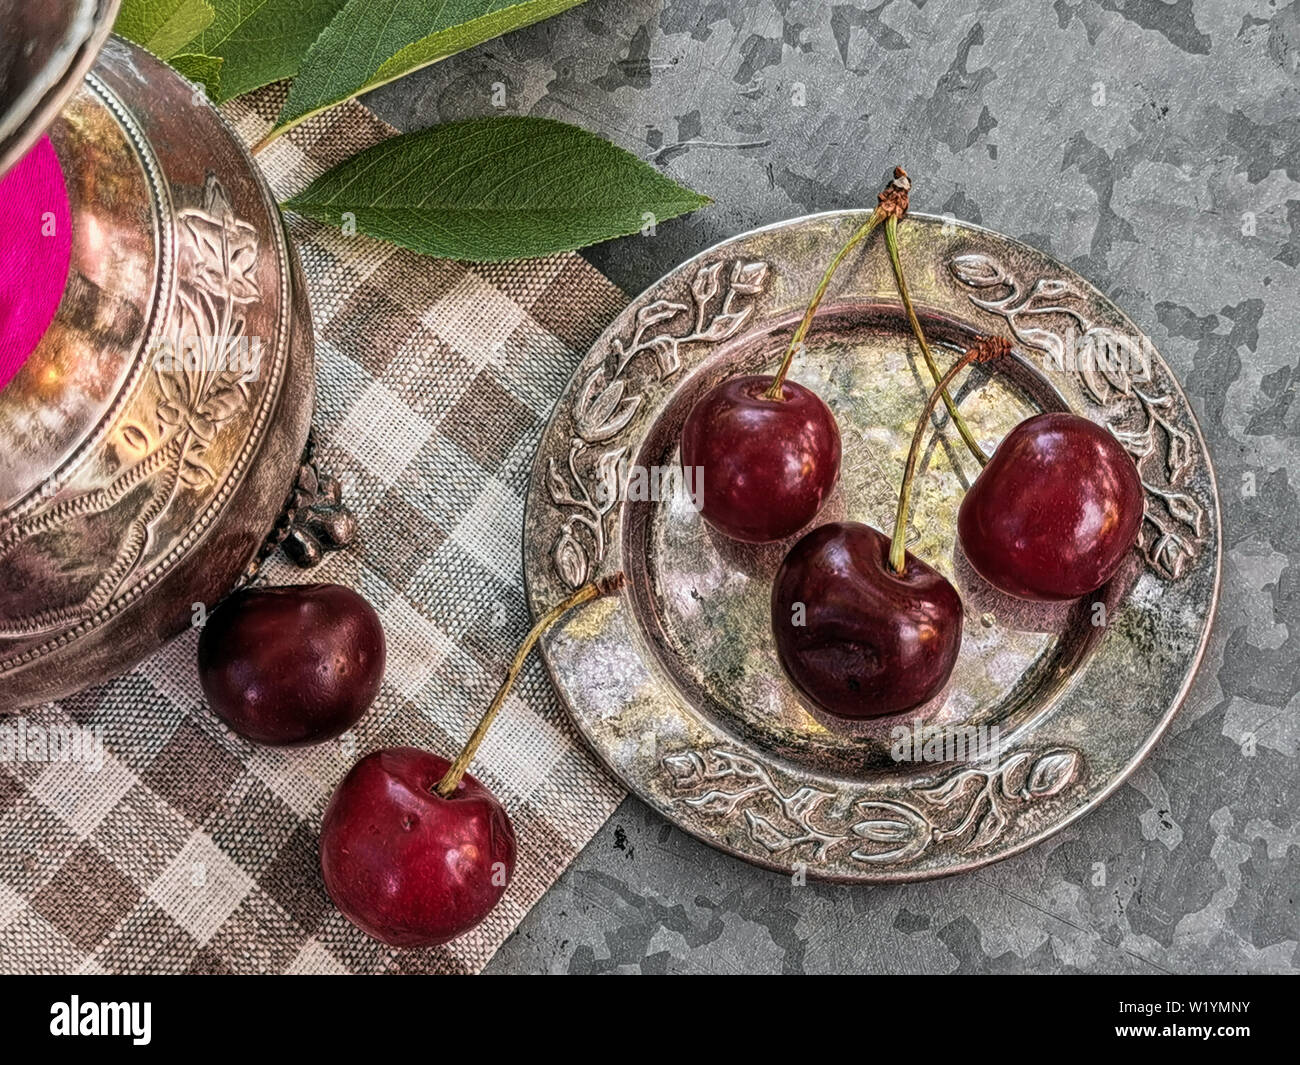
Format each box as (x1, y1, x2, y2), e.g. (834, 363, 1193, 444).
(623, 306, 1114, 777)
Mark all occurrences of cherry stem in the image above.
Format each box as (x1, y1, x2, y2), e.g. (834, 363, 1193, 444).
(763, 166, 912, 402)
(889, 337, 1009, 574)
(435, 573, 626, 798)
(763, 210, 884, 401)
(251, 128, 280, 156)
(883, 215, 989, 467)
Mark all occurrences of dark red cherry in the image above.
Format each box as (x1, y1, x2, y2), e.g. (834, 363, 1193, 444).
(772, 522, 963, 718)
(958, 412, 1144, 601)
(318, 574, 622, 949)
(320, 747, 515, 948)
(680, 374, 841, 543)
(198, 584, 385, 746)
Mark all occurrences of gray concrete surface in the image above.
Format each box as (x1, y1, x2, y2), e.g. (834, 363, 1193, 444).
(362, 0, 1300, 974)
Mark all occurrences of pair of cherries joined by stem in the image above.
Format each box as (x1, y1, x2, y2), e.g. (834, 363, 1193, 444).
(775, 394, 1143, 720)
(774, 338, 1007, 719)
(681, 168, 1144, 719)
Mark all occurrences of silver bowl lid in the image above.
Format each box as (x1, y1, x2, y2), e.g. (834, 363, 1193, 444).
(0, 0, 119, 176)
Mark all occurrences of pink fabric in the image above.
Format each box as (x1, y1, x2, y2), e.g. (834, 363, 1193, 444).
(0, 135, 72, 393)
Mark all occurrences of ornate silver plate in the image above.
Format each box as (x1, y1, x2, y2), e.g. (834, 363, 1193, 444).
(522, 212, 1221, 882)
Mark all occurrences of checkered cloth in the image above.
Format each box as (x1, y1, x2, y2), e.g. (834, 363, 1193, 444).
(0, 87, 628, 974)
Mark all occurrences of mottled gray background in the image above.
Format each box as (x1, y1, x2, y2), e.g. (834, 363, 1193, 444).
(363, 0, 1300, 974)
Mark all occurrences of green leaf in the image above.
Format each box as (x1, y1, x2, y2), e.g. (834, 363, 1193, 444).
(273, 0, 586, 140)
(114, 0, 215, 59)
(170, 52, 224, 99)
(282, 116, 711, 262)
(190, 0, 349, 102)
(374, 0, 584, 80)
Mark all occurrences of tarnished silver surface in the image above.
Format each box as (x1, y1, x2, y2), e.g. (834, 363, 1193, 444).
(0, 37, 317, 710)
(523, 212, 1222, 882)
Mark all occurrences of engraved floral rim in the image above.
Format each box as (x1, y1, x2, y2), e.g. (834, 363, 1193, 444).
(664, 744, 1082, 865)
(546, 259, 769, 588)
(948, 251, 1205, 580)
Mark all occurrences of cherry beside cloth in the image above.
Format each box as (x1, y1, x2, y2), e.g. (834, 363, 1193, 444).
(0, 134, 72, 394)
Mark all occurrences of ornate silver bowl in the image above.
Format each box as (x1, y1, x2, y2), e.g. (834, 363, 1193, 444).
(0, 15, 345, 710)
(523, 212, 1221, 882)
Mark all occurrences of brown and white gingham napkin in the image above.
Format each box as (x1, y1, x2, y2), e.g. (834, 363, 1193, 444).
(0, 88, 628, 974)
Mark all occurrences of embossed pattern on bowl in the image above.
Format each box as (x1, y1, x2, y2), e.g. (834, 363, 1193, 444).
(0, 37, 315, 709)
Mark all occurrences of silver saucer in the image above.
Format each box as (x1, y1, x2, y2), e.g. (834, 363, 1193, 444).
(523, 212, 1221, 882)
